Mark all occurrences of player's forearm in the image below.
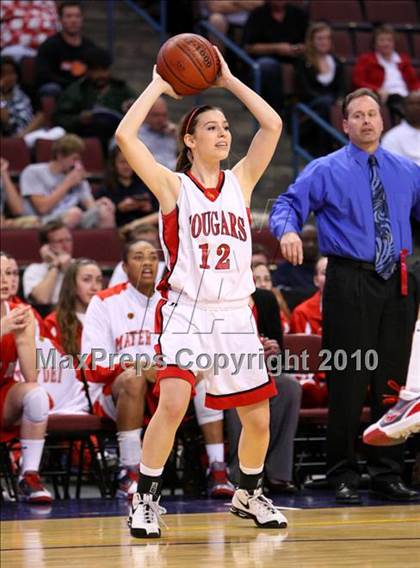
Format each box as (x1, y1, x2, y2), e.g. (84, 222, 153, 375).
(116, 79, 166, 141)
(224, 75, 282, 131)
(30, 268, 60, 304)
(16, 332, 37, 382)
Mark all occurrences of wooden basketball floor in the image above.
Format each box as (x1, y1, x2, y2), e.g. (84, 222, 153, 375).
(2, 503, 420, 568)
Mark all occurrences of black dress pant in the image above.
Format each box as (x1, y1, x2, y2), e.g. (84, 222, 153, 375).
(323, 257, 416, 486)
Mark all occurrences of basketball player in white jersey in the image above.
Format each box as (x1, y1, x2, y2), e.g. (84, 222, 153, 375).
(116, 47, 285, 537)
(363, 305, 420, 445)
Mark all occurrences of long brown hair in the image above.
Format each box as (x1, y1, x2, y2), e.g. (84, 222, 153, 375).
(175, 105, 222, 172)
(56, 258, 101, 359)
(105, 145, 132, 192)
(304, 22, 332, 72)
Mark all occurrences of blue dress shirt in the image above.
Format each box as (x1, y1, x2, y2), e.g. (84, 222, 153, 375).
(269, 143, 420, 262)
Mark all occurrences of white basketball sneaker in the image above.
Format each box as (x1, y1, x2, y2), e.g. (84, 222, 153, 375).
(128, 493, 166, 538)
(230, 488, 288, 528)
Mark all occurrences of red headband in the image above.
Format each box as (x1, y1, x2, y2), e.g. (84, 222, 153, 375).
(185, 106, 204, 134)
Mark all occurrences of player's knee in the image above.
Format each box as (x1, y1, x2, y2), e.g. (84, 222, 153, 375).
(22, 385, 49, 423)
(120, 368, 146, 398)
(158, 397, 187, 424)
(244, 410, 270, 437)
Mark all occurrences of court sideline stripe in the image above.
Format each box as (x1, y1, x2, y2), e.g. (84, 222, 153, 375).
(2, 536, 420, 553)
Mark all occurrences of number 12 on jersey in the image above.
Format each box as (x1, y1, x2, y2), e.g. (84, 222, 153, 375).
(199, 243, 231, 270)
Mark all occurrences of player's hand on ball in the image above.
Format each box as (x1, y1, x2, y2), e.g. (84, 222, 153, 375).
(280, 231, 303, 265)
(152, 65, 182, 99)
(212, 46, 233, 88)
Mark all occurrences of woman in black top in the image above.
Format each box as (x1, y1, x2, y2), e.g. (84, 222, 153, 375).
(98, 146, 157, 227)
(295, 22, 346, 155)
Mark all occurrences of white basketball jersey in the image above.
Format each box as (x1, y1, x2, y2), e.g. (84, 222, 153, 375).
(82, 283, 160, 381)
(158, 169, 255, 304)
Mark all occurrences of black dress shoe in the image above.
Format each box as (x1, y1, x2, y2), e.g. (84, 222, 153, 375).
(335, 482, 362, 504)
(370, 480, 420, 501)
(266, 480, 299, 495)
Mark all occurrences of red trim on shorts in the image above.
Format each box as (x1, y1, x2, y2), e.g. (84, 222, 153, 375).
(157, 206, 180, 298)
(153, 365, 196, 398)
(205, 376, 277, 410)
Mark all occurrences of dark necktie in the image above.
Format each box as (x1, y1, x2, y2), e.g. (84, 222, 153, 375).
(368, 155, 395, 280)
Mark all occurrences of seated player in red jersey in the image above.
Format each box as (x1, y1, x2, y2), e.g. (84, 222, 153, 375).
(0, 252, 52, 503)
(289, 256, 328, 408)
(290, 256, 327, 335)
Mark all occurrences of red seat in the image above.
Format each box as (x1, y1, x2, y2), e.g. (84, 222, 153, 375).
(364, 0, 419, 24)
(35, 137, 105, 178)
(332, 30, 354, 60)
(354, 31, 373, 56)
(0, 137, 31, 176)
(20, 57, 37, 91)
(252, 227, 283, 264)
(282, 333, 322, 373)
(310, 0, 363, 23)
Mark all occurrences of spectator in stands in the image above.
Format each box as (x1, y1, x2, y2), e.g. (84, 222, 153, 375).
(270, 88, 419, 504)
(271, 223, 318, 308)
(290, 256, 327, 335)
(226, 285, 301, 494)
(137, 97, 177, 171)
(251, 242, 269, 267)
(97, 147, 156, 228)
(0, 252, 52, 504)
(242, 0, 308, 112)
(36, 1, 96, 97)
(109, 224, 165, 287)
(54, 47, 136, 150)
(204, 1, 264, 54)
(20, 134, 115, 228)
(0, 0, 58, 62)
(0, 56, 44, 137)
(22, 219, 74, 306)
(352, 25, 420, 125)
(252, 262, 290, 332)
(1, 157, 24, 224)
(381, 92, 420, 165)
(295, 22, 346, 156)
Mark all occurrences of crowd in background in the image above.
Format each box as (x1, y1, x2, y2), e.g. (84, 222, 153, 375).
(1, 0, 419, 502)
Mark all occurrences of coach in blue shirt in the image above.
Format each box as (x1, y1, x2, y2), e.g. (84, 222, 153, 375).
(270, 88, 420, 504)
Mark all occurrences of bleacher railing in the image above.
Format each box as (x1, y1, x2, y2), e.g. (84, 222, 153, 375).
(291, 103, 348, 178)
(196, 20, 262, 98)
(106, 0, 167, 55)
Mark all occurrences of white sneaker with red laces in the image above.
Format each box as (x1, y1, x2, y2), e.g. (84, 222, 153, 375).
(18, 471, 53, 504)
(363, 390, 420, 446)
(207, 461, 235, 498)
(230, 488, 288, 528)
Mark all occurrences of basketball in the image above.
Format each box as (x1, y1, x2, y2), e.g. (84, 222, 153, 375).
(156, 33, 220, 96)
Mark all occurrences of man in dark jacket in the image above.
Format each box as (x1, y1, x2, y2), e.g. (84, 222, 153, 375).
(54, 47, 136, 149)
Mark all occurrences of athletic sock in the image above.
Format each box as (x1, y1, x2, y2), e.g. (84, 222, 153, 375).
(206, 443, 224, 465)
(20, 439, 45, 476)
(137, 463, 164, 497)
(239, 464, 264, 493)
(405, 320, 420, 393)
(117, 429, 142, 467)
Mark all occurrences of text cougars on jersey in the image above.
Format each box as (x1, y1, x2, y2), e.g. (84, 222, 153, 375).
(189, 211, 247, 240)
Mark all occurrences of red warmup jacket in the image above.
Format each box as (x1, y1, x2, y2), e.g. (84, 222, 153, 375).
(352, 52, 420, 92)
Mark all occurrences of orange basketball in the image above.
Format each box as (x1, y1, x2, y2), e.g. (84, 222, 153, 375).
(156, 33, 220, 96)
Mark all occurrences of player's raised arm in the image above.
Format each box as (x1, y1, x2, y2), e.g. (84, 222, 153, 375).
(115, 69, 181, 213)
(213, 48, 283, 201)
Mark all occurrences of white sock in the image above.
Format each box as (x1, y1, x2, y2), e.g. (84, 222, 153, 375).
(117, 428, 142, 467)
(405, 320, 420, 393)
(140, 463, 164, 477)
(20, 439, 45, 476)
(239, 464, 264, 475)
(206, 443, 224, 465)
